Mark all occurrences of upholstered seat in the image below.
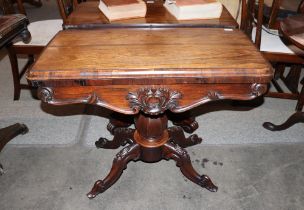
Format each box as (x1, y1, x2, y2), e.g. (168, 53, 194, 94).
(1, 0, 63, 99)
(252, 26, 294, 54)
(14, 19, 62, 46)
(7, 18, 63, 100)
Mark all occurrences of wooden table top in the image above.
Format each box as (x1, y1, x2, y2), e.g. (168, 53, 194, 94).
(280, 14, 304, 50)
(28, 28, 272, 84)
(65, 1, 238, 29)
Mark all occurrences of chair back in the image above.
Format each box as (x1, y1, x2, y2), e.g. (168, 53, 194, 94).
(0, 0, 15, 14)
(56, 0, 79, 23)
(266, 0, 304, 29)
(240, 0, 264, 49)
(298, 0, 304, 13)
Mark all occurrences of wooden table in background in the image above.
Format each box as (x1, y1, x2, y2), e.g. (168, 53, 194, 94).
(263, 14, 304, 131)
(63, 0, 239, 29)
(27, 28, 273, 198)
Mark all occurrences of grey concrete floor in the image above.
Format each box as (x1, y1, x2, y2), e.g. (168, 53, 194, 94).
(1, 143, 304, 210)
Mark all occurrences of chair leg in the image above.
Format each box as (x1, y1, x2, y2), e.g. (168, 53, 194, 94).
(282, 65, 302, 94)
(7, 46, 21, 100)
(296, 80, 304, 112)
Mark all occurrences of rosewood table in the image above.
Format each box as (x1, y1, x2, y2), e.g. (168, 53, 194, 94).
(263, 14, 304, 131)
(27, 28, 273, 198)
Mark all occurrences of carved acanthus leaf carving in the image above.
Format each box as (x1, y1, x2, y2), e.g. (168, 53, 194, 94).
(126, 87, 182, 115)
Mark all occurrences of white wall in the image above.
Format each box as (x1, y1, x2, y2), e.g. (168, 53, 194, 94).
(218, 0, 242, 23)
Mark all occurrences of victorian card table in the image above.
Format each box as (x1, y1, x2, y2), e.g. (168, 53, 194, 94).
(27, 28, 273, 198)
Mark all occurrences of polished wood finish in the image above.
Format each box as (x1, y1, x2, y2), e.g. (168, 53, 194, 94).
(263, 15, 304, 131)
(27, 28, 273, 198)
(57, 0, 238, 29)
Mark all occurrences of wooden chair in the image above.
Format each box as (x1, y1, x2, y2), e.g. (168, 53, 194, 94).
(263, 0, 304, 29)
(56, 0, 101, 29)
(12, 0, 42, 15)
(241, 0, 304, 101)
(0, 14, 30, 174)
(1, 0, 62, 100)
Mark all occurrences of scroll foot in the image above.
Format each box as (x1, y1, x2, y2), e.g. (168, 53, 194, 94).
(168, 126, 202, 148)
(162, 142, 217, 192)
(199, 175, 218, 192)
(172, 116, 199, 133)
(107, 115, 133, 135)
(87, 143, 141, 198)
(263, 112, 304, 131)
(95, 128, 134, 149)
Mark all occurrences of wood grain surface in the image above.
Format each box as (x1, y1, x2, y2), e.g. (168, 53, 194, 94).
(28, 28, 272, 83)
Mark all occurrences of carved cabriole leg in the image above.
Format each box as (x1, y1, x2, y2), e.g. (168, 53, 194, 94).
(87, 143, 141, 199)
(168, 111, 199, 134)
(162, 142, 218, 192)
(172, 116, 199, 133)
(168, 126, 202, 148)
(106, 113, 133, 135)
(95, 127, 134, 149)
(95, 113, 134, 149)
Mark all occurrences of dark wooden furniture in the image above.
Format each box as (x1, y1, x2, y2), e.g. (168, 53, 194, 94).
(1, 0, 62, 100)
(15, 0, 42, 15)
(57, 0, 239, 29)
(0, 0, 35, 100)
(241, 0, 304, 101)
(263, 14, 304, 130)
(0, 14, 30, 174)
(2, 0, 42, 15)
(27, 28, 273, 198)
(263, 0, 304, 29)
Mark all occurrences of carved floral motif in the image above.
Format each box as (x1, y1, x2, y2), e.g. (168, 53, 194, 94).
(126, 87, 182, 115)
